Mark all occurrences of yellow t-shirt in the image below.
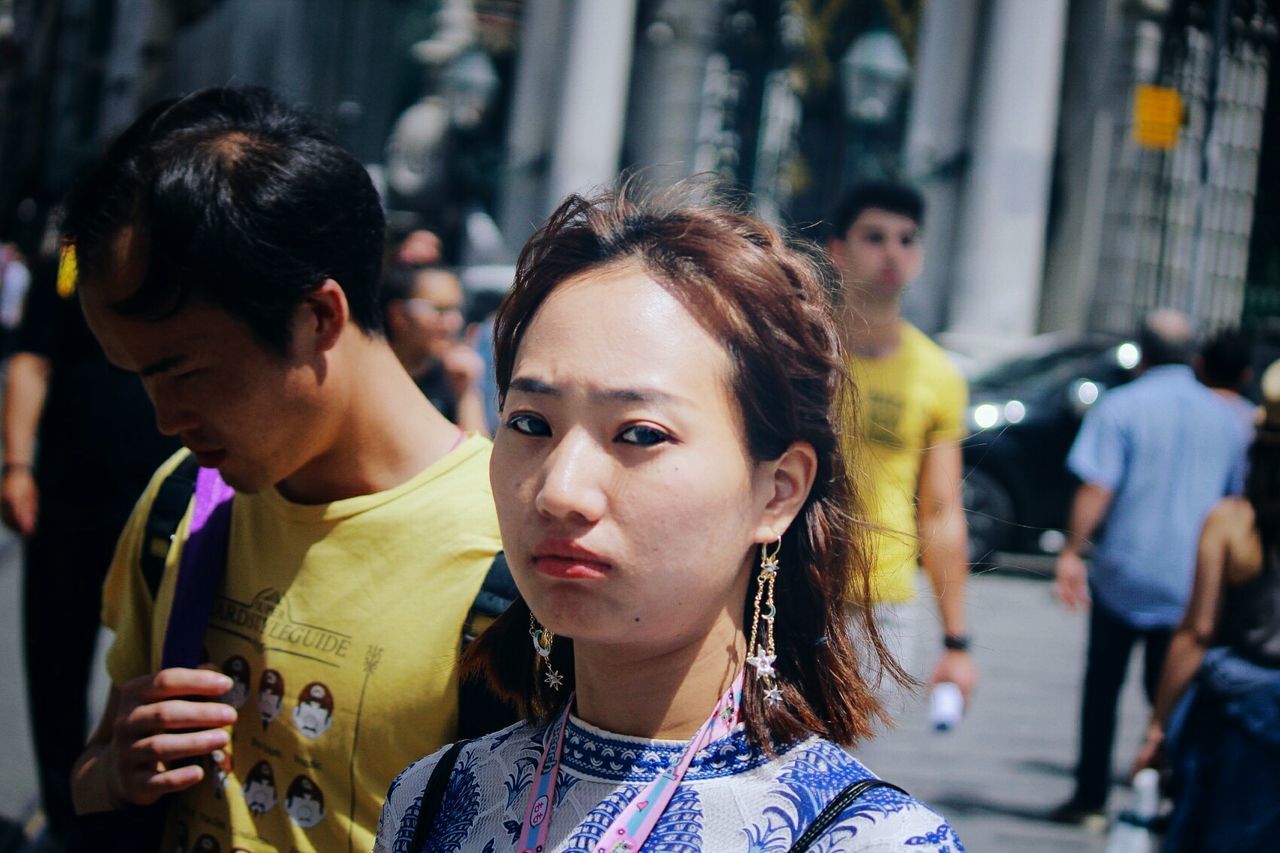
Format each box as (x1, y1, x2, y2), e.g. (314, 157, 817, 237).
(848, 323, 968, 604)
(102, 435, 503, 853)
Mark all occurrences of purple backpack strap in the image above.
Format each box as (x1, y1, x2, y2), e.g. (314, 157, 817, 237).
(160, 466, 235, 669)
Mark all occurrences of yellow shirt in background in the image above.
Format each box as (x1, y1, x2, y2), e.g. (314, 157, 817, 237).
(102, 436, 502, 853)
(849, 322, 968, 604)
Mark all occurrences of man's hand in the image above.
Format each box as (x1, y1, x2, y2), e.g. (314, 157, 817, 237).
(1, 467, 38, 536)
(1131, 723, 1165, 778)
(1055, 550, 1091, 610)
(442, 345, 485, 399)
(930, 650, 978, 704)
(103, 669, 237, 807)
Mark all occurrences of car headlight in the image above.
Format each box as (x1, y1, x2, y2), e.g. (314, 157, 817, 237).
(968, 400, 1028, 431)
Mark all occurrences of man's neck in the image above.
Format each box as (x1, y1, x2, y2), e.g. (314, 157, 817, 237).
(276, 341, 460, 504)
(840, 295, 904, 359)
(571, 612, 745, 740)
(389, 337, 436, 380)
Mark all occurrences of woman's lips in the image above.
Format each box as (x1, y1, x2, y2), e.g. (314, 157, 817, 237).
(532, 556, 611, 580)
(532, 540, 612, 579)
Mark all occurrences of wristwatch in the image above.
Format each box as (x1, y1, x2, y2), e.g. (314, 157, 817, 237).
(943, 633, 971, 652)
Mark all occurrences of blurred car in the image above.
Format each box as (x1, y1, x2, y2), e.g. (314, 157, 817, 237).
(961, 334, 1142, 564)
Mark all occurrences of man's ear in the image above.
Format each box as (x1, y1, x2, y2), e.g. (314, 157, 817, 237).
(753, 441, 818, 543)
(298, 279, 349, 354)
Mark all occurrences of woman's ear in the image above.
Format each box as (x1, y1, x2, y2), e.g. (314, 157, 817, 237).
(754, 441, 818, 542)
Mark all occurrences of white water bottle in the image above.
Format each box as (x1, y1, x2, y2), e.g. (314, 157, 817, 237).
(929, 682, 964, 732)
(1104, 768, 1160, 853)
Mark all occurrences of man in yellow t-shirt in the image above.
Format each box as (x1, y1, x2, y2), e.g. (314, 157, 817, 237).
(64, 87, 503, 852)
(827, 181, 978, 705)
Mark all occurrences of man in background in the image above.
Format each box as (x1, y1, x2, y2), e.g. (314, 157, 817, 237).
(381, 261, 488, 434)
(1196, 325, 1256, 434)
(1053, 309, 1250, 826)
(827, 180, 978, 706)
(1, 226, 177, 851)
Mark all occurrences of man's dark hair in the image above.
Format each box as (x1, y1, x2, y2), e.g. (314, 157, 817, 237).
(61, 86, 386, 350)
(829, 180, 925, 238)
(1200, 326, 1253, 389)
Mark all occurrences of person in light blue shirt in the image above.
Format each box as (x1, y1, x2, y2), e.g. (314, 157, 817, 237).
(1050, 309, 1250, 826)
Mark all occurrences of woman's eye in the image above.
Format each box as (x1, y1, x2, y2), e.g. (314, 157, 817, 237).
(506, 413, 551, 437)
(617, 425, 670, 446)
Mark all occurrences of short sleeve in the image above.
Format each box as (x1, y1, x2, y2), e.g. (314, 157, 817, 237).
(101, 449, 193, 685)
(1067, 400, 1126, 490)
(12, 261, 58, 358)
(927, 360, 969, 445)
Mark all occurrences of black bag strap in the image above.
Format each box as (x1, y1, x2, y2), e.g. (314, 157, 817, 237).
(457, 552, 520, 738)
(408, 739, 470, 853)
(786, 778, 910, 852)
(140, 453, 200, 600)
(462, 551, 517, 643)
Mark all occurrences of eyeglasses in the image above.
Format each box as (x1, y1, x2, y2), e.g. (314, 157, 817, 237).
(400, 298, 463, 318)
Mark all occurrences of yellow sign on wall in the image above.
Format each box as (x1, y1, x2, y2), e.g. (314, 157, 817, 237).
(1132, 85, 1183, 150)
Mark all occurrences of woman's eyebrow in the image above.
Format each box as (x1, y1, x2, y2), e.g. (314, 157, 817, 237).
(509, 375, 681, 405)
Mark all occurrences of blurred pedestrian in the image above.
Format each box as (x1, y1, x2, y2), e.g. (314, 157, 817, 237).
(395, 228, 443, 267)
(1131, 358, 1280, 851)
(1, 230, 178, 851)
(381, 261, 489, 434)
(1196, 325, 1256, 435)
(0, 241, 32, 356)
(63, 86, 502, 852)
(826, 181, 977, 707)
(463, 287, 505, 433)
(378, 184, 964, 852)
(1052, 310, 1250, 827)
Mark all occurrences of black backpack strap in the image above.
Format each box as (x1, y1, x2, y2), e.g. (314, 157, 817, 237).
(461, 552, 517, 644)
(140, 454, 200, 600)
(787, 778, 910, 852)
(408, 739, 469, 853)
(457, 551, 521, 738)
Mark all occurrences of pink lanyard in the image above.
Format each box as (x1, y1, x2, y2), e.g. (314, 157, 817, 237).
(517, 671, 744, 853)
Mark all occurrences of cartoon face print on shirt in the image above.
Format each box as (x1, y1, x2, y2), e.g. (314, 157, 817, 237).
(285, 775, 326, 829)
(207, 747, 232, 798)
(257, 668, 284, 729)
(291, 681, 334, 740)
(242, 760, 278, 816)
(193, 835, 219, 853)
(221, 655, 250, 708)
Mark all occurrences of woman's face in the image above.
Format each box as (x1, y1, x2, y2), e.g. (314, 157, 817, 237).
(491, 265, 781, 651)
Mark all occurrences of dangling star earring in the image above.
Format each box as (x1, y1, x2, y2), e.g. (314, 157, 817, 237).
(529, 613, 564, 690)
(746, 538, 784, 705)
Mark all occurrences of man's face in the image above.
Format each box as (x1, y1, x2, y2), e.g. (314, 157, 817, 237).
(80, 237, 332, 493)
(391, 270, 464, 364)
(829, 208, 923, 301)
(292, 700, 332, 739)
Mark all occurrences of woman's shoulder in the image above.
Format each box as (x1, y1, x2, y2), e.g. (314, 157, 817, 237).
(377, 720, 539, 850)
(759, 737, 964, 852)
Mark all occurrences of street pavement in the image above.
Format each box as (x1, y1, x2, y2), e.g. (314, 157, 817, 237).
(855, 559, 1152, 852)
(0, 545, 1150, 851)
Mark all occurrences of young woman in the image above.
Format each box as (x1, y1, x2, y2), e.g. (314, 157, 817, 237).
(1133, 361, 1280, 852)
(376, 186, 963, 852)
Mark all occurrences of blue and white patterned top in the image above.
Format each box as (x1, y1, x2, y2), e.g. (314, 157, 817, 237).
(375, 717, 963, 852)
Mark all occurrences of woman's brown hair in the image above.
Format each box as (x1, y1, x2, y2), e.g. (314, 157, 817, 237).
(465, 179, 905, 749)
